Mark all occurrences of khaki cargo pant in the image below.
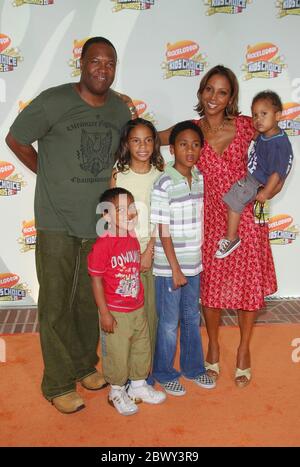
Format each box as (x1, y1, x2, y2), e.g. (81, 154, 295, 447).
(100, 307, 151, 386)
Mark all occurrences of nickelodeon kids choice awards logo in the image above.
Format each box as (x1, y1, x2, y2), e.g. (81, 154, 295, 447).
(268, 215, 299, 245)
(162, 41, 207, 79)
(18, 220, 36, 252)
(12, 0, 53, 6)
(276, 0, 300, 17)
(0, 34, 22, 73)
(132, 99, 157, 125)
(204, 0, 252, 15)
(0, 273, 29, 302)
(0, 161, 25, 196)
(279, 103, 300, 136)
(254, 204, 299, 245)
(111, 0, 155, 11)
(68, 38, 89, 77)
(242, 42, 286, 80)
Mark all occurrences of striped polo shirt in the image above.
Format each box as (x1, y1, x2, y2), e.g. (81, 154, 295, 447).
(150, 163, 204, 277)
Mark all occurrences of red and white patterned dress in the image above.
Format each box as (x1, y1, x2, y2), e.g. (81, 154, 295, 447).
(196, 115, 277, 311)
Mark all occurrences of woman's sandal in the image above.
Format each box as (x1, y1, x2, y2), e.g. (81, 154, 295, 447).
(204, 361, 220, 381)
(235, 367, 251, 388)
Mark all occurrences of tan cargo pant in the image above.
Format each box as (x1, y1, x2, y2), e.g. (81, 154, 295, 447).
(100, 307, 151, 386)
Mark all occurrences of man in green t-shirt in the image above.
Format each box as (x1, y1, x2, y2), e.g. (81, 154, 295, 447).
(6, 37, 135, 414)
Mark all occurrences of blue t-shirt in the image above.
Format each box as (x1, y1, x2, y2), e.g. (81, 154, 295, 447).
(248, 130, 293, 185)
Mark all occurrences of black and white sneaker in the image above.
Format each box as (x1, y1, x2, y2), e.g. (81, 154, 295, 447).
(192, 373, 216, 389)
(215, 237, 241, 259)
(160, 379, 186, 396)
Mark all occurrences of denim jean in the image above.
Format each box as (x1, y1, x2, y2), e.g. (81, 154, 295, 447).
(153, 274, 205, 383)
(36, 230, 99, 400)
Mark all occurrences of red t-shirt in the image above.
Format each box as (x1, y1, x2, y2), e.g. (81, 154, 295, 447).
(88, 233, 144, 313)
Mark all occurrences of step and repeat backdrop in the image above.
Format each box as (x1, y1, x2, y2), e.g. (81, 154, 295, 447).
(0, 0, 299, 306)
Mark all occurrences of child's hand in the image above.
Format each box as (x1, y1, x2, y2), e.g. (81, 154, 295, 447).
(141, 247, 153, 273)
(172, 267, 188, 289)
(255, 188, 268, 204)
(114, 91, 138, 119)
(100, 311, 117, 333)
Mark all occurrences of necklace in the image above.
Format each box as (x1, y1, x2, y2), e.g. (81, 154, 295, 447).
(201, 118, 227, 133)
(130, 166, 151, 175)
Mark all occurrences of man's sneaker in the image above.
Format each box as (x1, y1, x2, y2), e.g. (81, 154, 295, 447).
(108, 385, 138, 416)
(189, 373, 216, 389)
(160, 379, 186, 396)
(127, 381, 166, 404)
(215, 237, 241, 259)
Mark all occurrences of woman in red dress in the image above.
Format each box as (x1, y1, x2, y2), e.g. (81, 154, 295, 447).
(159, 65, 277, 387)
(195, 65, 277, 387)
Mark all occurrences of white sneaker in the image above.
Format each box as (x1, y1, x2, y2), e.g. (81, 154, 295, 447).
(108, 385, 139, 416)
(128, 381, 167, 404)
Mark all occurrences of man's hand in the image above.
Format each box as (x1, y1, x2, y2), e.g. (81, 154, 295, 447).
(115, 91, 138, 119)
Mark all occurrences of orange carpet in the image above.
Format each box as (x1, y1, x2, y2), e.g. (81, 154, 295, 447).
(0, 324, 300, 447)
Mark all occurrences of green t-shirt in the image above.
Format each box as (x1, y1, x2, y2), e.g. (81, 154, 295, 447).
(10, 83, 131, 238)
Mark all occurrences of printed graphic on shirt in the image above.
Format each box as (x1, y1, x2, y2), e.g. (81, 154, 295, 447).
(0, 34, 22, 73)
(115, 267, 140, 298)
(68, 38, 89, 77)
(78, 128, 112, 176)
(0, 161, 26, 196)
(242, 42, 286, 80)
(133, 99, 157, 125)
(111, 0, 155, 11)
(247, 140, 257, 175)
(248, 137, 293, 181)
(111, 249, 141, 298)
(204, 0, 252, 15)
(279, 102, 300, 136)
(162, 40, 207, 79)
(0, 273, 29, 302)
(276, 0, 300, 17)
(65, 119, 117, 182)
(12, 0, 53, 6)
(18, 220, 36, 252)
